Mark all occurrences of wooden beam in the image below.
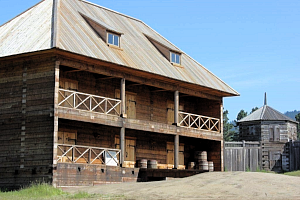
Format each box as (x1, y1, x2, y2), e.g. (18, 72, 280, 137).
(65, 69, 82, 73)
(97, 77, 115, 80)
(127, 83, 143, 87)
(151, 89, 169, 93)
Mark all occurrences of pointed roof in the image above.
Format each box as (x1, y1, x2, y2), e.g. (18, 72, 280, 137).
(0, 0, 239, 97)
(238, 105, 298, 123)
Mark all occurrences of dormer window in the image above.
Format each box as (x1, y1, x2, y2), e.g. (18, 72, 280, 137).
(170, 52, 180, 65)
(107, 32, 120, 47)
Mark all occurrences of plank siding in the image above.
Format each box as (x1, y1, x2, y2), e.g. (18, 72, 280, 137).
(0, 56, 56, 190)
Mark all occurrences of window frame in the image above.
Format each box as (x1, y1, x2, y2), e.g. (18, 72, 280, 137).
(107, 32, 120, 47)
(170, 51, 181, 65)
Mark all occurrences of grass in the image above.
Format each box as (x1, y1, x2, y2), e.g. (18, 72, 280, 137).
(283, 170, 300, 177)
(0, 183, 125, 200)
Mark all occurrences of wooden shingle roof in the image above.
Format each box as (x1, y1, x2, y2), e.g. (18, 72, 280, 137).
(238, 105, 298, 123)
(0, 0, 239, 97)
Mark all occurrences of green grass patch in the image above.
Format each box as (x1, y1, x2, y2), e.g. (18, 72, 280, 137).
(284, 170, 300, 177)
(0, 183, 125, 200)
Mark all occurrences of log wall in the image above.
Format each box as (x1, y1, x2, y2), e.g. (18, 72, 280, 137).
(0, 56, 56, 190)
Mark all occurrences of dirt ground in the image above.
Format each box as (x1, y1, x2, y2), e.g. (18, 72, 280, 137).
(63, 172, 300, 200)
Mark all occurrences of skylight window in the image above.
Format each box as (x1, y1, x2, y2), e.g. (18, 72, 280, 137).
(170, 52, 180, 64)
(108, 32, 120, 47)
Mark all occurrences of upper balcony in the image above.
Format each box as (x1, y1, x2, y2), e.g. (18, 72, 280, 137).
(57, 87, 221, 140)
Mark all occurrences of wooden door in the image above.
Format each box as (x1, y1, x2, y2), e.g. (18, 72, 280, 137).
(167, 142, 174, 164)
(167, 102, 174, 125)
(167, 101, 184, 125)
(125, 139, 136, 162)
(57, 131, 77, 162)
(179, 145, 184, 165)
(115, 90, 136, 119)
(167, 142, 184, 165)
(59, 79, 78, 107)
(115, 137, 136, 162)
(126, 93, 136, 119)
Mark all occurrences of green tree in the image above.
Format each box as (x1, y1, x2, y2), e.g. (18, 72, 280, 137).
(296, 113, 300, 139)
(237, 109, 248, 121)
(223, 110, 236, 141)
(250, 107, 259, 114)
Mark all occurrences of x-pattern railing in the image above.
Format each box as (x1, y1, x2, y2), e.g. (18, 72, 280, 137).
(178, 111, 220, 132)
(58, 89, 121, 116)
(57, 144, 120, 166)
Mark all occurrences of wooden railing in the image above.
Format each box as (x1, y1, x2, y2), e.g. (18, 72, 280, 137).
(178, 111, 220, 132)
(57, 144, 121, 166)
(58, 89, 121, 116)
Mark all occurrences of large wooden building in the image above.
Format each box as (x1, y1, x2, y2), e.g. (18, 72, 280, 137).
(0, 0, 238, 189)
(237, 95, 298, 171)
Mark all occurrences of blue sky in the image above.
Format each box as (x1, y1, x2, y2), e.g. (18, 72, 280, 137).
(0, 0, 299, 120)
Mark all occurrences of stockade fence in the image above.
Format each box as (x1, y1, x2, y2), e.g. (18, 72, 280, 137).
(224, 140, 300, 172)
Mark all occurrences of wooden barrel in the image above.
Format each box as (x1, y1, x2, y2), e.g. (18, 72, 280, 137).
(147, 160, 158, 169)
(195, 151, 207, 162)
(188, 162, 195, 169)
(199, 161, 209, 171)
(138, 159, 147, 169)
(208, 161, 214, 172)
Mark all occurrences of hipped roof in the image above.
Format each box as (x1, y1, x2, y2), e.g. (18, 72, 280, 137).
(0, 0, 239, 97)
(238, 105, 298, 124)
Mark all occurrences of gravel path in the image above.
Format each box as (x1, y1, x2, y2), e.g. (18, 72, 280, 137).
(63, 172, 300, 199)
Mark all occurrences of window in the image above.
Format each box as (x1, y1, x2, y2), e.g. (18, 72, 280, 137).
(107, 32, 120, 47)
(170, 52, 180, 64)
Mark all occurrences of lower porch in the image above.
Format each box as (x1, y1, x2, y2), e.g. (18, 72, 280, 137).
(54, 119, 222, 186)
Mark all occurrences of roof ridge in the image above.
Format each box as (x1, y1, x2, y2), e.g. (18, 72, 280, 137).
(51, 0, 59, 47)
(260, 105, 267, 120)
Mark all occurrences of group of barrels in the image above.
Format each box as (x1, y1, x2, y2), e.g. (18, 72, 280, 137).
(188, 151, 214, 172)
(138, 159, 157, 169)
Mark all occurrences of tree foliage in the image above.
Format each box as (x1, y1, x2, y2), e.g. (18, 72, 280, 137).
(250, 107, 259, 114)
(223, 110, 236, 141)
(237, 109, 248, 121)
(296, 113, 300, 139)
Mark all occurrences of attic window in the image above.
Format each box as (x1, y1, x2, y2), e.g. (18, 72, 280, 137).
(170, 52, 181, 64)
(107, 32, 120, 47)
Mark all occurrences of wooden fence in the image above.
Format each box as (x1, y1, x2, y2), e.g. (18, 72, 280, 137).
(224, 141, 261, 172)
(289, 141, 300, 171)
(224, 140, 300, 172)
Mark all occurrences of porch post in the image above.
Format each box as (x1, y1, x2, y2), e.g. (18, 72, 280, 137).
(120, 127, 125, 167)
(220, 100, 224, 172)
(174, 134, 179, 169)
(120, 78, 126, 167)
(174, 90, 179, 126)
(120, 78, 126, 118)
(174, 90, 179, 169)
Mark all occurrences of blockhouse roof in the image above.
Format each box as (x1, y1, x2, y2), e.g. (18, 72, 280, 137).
(238, 105, 298, 124)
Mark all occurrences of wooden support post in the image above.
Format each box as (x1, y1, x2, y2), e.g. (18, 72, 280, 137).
(120, 127, 125, 167)
(53, 61, 60, 187)
(120, 78, 127, 118)
(174, 90, 179, 126)
(174, 134, 179, 169)
(220, 101, 224, 172)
